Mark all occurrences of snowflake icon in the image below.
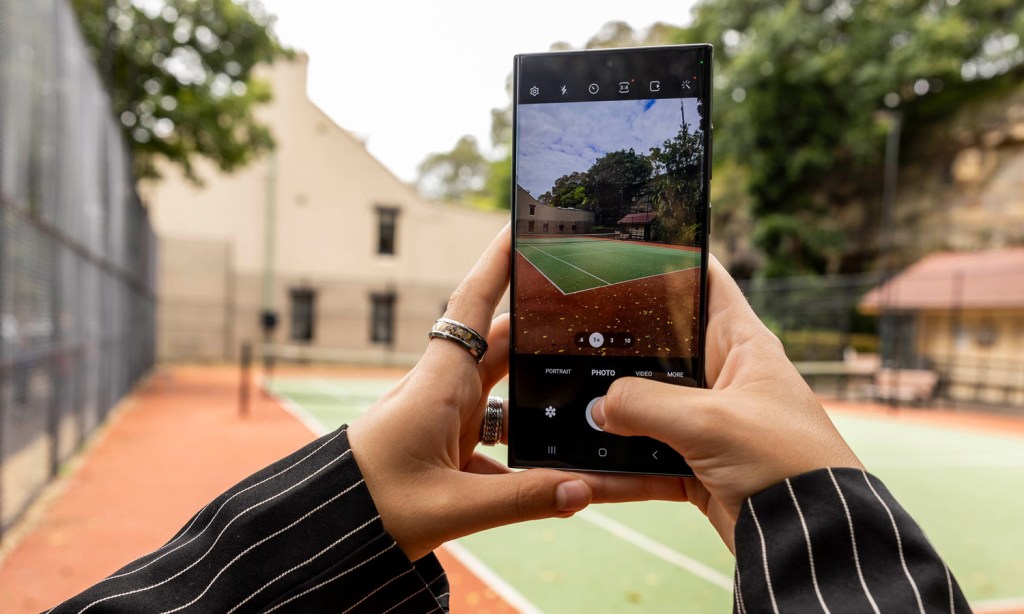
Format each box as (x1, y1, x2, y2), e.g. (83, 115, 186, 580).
(544, 406, 557, 418)
(530, 85, 540, 97)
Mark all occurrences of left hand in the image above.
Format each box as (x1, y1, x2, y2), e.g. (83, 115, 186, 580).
(348, 225, 687, 561)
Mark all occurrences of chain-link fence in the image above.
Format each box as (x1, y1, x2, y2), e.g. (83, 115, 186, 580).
(0, 0, 156, 540)
(740, 264, 1024, 409)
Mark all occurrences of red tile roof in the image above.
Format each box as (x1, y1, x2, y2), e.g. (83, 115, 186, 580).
(860, 248, 1024, 312)
(618, 212, 657, 224)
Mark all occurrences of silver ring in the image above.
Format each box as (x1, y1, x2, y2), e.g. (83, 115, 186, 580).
(481, 396, 503, 446)
(428, 317, 488, 363)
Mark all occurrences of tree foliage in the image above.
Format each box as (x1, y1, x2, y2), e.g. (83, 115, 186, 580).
(416, 135, 490, 202)
(71, 0, 288, 182)
(678, 0, 1024, 275)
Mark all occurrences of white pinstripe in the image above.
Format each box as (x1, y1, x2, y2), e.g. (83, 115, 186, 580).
(747, 498, 780, 614)
(156, 480, 371, 614)
(862, 470, 926, 614)
(827, 468, 880, 614)
(341, 569, 413, 613)
(734, 567, 748, 614)
(381, 586, 429, 613)
(262, 541, 399, 613)
(74, 448, 352, 614)
(945, 565, 956, 613)
(223, 513, 379, 614)
(786, 479, 831, 613)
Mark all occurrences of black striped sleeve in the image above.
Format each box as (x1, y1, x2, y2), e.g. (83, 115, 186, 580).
(49, 427, 448, 614)
(733, 467, 969, 614)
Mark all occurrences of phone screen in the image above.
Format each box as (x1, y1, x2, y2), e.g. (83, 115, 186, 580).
(508, 45, 712, 475)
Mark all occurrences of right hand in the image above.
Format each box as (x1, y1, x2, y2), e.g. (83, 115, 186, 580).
(591, 256, 863, 551)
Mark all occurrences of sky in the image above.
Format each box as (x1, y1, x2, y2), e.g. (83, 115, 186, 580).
(517, 98, 701, 197)
(257, 0, 696, 184)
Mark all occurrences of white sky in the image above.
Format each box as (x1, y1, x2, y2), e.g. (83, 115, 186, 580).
(257, 0, 697, 184)
(518, 98, 700, 197)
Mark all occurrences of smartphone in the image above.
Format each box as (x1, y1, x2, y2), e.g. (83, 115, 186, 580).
(507, 45, 712, 476)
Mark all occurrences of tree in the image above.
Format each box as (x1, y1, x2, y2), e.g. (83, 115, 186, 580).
(416, 135, 490, 202)
(648, 124, 706, 245)
(678, 0, 1024, 275)
(540, 172, 589, 209)
(71, 0, 288, 182)
(585, 149, 653, 228)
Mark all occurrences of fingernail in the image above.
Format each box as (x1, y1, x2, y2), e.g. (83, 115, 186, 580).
(555, 480, 591, 512)
(591, 397, 606, 427)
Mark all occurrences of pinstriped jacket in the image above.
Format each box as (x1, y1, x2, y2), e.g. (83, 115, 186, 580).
(52, 428, 970, 613)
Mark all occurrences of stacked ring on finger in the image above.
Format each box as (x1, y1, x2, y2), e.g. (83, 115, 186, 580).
(481, 396, 503, 446)
(428, 318, 488, 362)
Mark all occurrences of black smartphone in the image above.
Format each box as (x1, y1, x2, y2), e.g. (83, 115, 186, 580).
(507, 45, 712, 476)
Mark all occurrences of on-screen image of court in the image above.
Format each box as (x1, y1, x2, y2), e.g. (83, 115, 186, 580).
(513, 97, 706, 357)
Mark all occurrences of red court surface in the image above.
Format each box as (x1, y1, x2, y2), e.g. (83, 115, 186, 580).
(0, 366, 513, 614)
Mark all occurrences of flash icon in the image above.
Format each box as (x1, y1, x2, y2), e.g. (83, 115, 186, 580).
(561, 85, 567, 95)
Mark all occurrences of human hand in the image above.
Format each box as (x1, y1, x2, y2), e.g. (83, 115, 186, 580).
(348, 225, 685, 561)
(591, 256, 863, 551)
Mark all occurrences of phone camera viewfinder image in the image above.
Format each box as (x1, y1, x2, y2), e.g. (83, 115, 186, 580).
(508, 45, 712, 476)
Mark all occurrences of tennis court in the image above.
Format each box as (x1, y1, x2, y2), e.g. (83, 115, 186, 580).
(516, 235, 701, 295)
(267, 375, 1024, 613)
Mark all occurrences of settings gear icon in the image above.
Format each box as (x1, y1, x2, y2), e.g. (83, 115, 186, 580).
(544, 406, 557, 418)
(530, 85, 540, 97)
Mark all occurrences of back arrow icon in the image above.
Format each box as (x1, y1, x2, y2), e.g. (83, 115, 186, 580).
(652, 451, 659, 460)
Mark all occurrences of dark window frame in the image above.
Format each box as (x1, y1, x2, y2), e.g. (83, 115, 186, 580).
(289, 288, 316, 342)
(376, 206, 401, 255)
(370, 292, 397, 345)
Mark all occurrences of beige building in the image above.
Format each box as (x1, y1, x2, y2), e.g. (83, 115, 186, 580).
(515, 185, 594, 235)
(144, 56, 508, 364)
(860, 248, 1024, 406)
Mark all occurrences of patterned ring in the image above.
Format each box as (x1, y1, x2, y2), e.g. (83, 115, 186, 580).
(428, 318, 488, 363)
(480, 396, 503, 446)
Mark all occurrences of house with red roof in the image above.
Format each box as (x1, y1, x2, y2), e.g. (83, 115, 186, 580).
(860, 248, 1024, 406)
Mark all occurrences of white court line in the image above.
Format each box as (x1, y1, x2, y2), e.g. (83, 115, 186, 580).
(578, 509, 733, 591)
(561, 265, 701, 296)
(515, 248, 570, 296)
(523, 245, 612, 286)
(442, 542, 544, 614)
(261, 384, 329, 436)
(972, 595, 1024, 613)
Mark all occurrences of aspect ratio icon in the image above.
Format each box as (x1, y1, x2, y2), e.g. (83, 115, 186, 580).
(588, 83, 599, 94)
(618, 81, 630, 94)
(650, 80, 661, 92)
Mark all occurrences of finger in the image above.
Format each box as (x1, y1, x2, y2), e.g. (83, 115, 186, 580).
(577, 473, 689, 504)
(447, 470, 593, 535)
(442, 224, 511, 336)
(478, 313, 510, 390)
(463, 452, 512, 475)
(592, 377, 716, 452)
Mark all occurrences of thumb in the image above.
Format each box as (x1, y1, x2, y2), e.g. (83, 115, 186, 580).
(594, 377, 715, 450)
(448, 470, 593, 535)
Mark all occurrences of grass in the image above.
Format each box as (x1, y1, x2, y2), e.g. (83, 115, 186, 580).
(517, 240, 701, 294)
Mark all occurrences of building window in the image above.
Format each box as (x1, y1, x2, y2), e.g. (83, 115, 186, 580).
(376, 206, 400, 255)
(370, 293, 396, 344)
(529, 204, 536, 216)
(290, 289, 315, 342)
(559, 224, 565, 232)
(571, 223, 576, 232)
(543, 222, 549, 233)
(528, 221, 535, 233)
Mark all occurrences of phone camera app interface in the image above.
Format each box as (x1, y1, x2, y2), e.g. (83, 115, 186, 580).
(510, 47, 711, 475)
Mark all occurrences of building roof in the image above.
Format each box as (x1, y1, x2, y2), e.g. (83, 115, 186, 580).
(516, 185, 541, 208)
(860, 248, 1024, 312)
(618, 212, 657, 224)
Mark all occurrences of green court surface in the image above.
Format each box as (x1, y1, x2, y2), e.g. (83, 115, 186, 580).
(517, 238, 701, 294)
(267, 377, 1024, 613)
